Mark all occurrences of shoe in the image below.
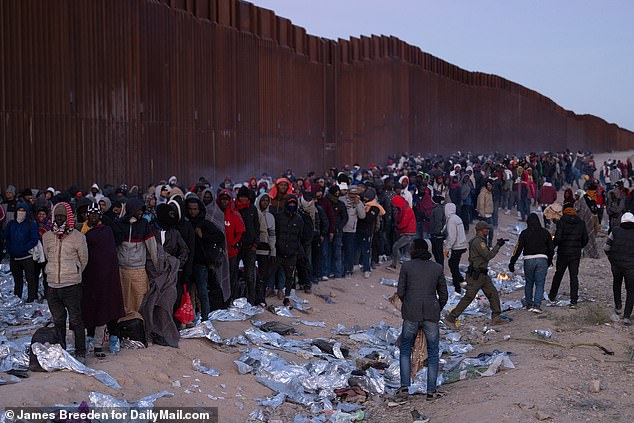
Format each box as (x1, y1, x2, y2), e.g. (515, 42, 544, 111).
(328, 273, 335, 278)
(385, 265, 397, 272)
(569, 303, 577, 310)
(426, 390, 446, 401)
(411, 410, 430, 423)
(282, 297, 291, 307)
(491, 316, 510, 325)
(363, 271, 371, 279)
(321, 276, 329, 281)
(615, 307, 622, 316)
(443, 315, 458, 330)
(265, 287, 275, 298)
(277, 290, 284, 300)
(623, 318, 632, 326)
(304, 287, 312, 294)
(460, 281, 467, 288)
(94, 347, 106, 359)
(394, 387, 409, 400)
(531, 306, 543, 314)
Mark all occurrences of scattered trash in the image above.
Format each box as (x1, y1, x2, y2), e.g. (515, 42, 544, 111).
(379, 277, 398, 287)
(89, 390, 173, 408)
(180, 319, 248, 346)
(316, 294, 336, 304)
(267, 305, 297, 318)
(209, 298, 263, 321)
(590, 379, 601, 393)
(532, 329, 553, 339)
(442, 350, 515, 384)
(331, 324, 363, 335)
(193, 359, 220, 376)
(297, 320, 327, 328)
(260, 321, 299, 336)
(31, 342, 121, 389)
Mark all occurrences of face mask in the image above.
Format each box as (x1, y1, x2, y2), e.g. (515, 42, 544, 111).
(16, 210, 27, 223)
(286, 204, 298, 213)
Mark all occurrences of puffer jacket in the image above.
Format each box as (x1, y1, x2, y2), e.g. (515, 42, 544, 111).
(4, 202, 39, 258)
(392, 195, 416, 235)
(255, 194, 276, 256)
(42, 229, 89, 288)
(444, 203, 467, 251)
(605, 222, 634, 269)
(113, 198, 159, 269)
(275, 200, 304, 258)
(554, 214, 589, 258)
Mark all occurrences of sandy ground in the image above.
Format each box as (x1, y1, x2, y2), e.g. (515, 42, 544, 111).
(2, 149, 634, 423)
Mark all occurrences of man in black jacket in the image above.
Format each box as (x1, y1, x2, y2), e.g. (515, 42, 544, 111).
(185, 197, 225, 319)
(268, 195, 304, 306)
(236, 186, 260, 304)
(395, 239, 448, 401)
(549, 204, 588, 308)
(509, 213, 554, 313)
(604, 212, 634, 324)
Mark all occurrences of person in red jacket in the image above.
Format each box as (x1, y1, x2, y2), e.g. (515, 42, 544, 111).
(387, 195, 416, 271)
(217, 189, 246, 301)
(537, 177, 558, 228)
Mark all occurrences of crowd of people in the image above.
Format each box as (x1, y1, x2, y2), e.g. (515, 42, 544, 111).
(0, 150, 633, 372)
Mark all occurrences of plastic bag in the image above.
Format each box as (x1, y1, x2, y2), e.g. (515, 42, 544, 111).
(174, 284, 194, 324)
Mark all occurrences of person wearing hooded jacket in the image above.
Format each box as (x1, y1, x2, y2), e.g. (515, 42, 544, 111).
(429, 195, 446, 266)
(549, 204, 588, 308)
(444, 202, 467, 293)
(4, 202, 39, 302)
(387, 194, 416, 271)
(342, 186, 366, 278)
(111, 197, 159, 321)
(268, 195, 304, 306)
(269, 178, 292, 216)
(185, 195, 226, 319)
(236, 186, 260, 304)
(255, 193, 276, 304)
(357, 188, 384, 279)
(509, 213, 554, 313)
(42, 202, 89, 361)
(604, 212, 634, 324)
(217, 189, 246, 301)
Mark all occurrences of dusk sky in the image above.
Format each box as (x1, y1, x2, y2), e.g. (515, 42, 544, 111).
(252, 0, 634, 132)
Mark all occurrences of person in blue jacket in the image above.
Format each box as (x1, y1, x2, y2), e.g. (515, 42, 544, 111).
(4, 202, 39, 302)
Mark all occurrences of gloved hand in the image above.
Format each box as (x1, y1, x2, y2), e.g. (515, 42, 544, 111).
(496, 238, 506, 247)
(508, 263, 515, 273)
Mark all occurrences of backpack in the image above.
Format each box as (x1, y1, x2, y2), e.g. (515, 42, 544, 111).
(29, 323, 63, 371)
(117, 318, 148, 347)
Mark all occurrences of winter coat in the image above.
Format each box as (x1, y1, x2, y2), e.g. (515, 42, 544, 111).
(429, 203, 445, 236)
(392, 195, 416, 235)
(255, 194, 276, 256)
(509, 213, 555, 267)
(154, 226, 190, 270)
(4, 202, 39, 258)
(397, 251, 448, 322)
(112, 198, 159, 269)
(221, 199, 246, 259)
(537, 183, 557, 205)
(317, 197, 336, 236)
(342, 196, 366, 233)
(554, 214, 589, 258)
(356, 205, 380, 236)
(275, 204, 304, 258)
(476, 187, 494, 218)
(237, 201, 260, 251)
(186, 197, 226, 266)
(444, 203, 467, 251)
(42, 229, 89, 288)
(327, 193, 348, 233)
(605, 222, 634, 270)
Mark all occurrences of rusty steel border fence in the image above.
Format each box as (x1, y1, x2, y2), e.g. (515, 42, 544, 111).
(1, 0, 633, 189)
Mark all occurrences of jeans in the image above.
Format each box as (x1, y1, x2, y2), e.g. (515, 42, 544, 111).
(611, 264, 634, 318)
(549, 255, 580, 304)
(342, 232, 356, 275)
(399, 320, 440, 393)
(523, 258, 548, 307)
(193, 264, 210, 320)
(330, 233, 343, 277)
(448, 249, 466, 290)
(492, 200, 500, 227)
(10, 256, 37, 302)
(392, 234, 414, 267)
(519, 197, 531, 221)
(48, 284, 86, 356)
(321, 237, 331, 278)
(356, 233, 372, 272)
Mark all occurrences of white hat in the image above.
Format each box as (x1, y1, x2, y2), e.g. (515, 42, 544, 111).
(621, 212, 634, 224)
(337, 182, 349, 191)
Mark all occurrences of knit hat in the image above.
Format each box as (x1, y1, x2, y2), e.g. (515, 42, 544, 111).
(87, 202, 102, 215)
(237, 186, 251, 199)
(53, 202, 75, 231)
(432, 195, 444, 205)
(5, 185, 16, 194)
(412, 238, 430, 251)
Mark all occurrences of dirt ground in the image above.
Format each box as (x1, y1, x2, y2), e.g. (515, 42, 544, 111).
(2, 150, 634, 422)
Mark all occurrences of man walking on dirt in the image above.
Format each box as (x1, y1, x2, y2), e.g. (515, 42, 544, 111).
(444, 221, 508, 328)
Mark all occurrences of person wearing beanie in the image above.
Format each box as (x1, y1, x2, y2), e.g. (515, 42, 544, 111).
(236, 185, 260, 305)
(42, 202, 89, 362)
(395, 238, 448, 401)
(604, 212, 634, 324)
(549, 204, 588, 308)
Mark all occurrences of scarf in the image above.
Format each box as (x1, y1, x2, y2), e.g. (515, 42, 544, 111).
(52, 202, 74, 238)
(236, 199, 251, 211)
(299, 197, 317, 225)
(364, 199, 386, 216)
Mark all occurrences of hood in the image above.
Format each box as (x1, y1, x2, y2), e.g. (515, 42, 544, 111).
(398, 176, 409, 187)
(53, 202, 75, 230)
(391, 195, 407, 209)
(125, 198, 145, 219)
(100, 196, 112, 211)
(269, 177, 292, 200)
(255, 193, 271, 212)
(185, 196, 207, 220)
(16, 201, 31, 215)
(526, 213, 542, 230)
(167, 198, 183, 220)
(444, 202, 456, 217)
